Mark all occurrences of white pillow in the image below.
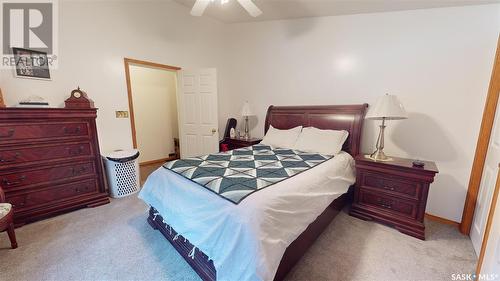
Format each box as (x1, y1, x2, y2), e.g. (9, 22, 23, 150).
(293, 127, 349, 155)
(261, 125, 303, 149)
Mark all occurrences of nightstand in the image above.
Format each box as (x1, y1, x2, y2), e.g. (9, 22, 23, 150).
(225, 138, 261, 150)
(350, 155, 438, 240)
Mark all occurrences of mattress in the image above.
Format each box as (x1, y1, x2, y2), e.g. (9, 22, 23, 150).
(138, 151, 355, 281)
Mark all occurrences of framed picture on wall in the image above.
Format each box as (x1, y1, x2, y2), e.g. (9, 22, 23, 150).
(13, 48, 51, 80)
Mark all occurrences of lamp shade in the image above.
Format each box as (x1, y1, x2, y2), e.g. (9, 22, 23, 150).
(366, 94, 408, 120)
(241, 101, 254, 116)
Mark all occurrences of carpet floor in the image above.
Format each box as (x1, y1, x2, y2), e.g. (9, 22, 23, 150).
(0, 196, 477, 281)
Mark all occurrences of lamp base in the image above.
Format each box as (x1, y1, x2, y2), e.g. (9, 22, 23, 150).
(367, 149, 392, 162)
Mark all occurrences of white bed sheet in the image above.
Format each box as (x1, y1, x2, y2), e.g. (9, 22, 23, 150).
(138, 151, 355, 281)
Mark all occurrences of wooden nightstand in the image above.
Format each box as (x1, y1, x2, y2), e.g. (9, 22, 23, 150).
(224, 138, 261, 150)
(350, 155, 438, 240)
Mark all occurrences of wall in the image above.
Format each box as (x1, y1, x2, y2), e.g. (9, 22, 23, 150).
(129, 64, 178, 163)
(0, 0, 224, 154)
(218, 5, 500, 221)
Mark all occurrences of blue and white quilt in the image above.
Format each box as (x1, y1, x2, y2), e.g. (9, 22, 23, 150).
(162, 144, 333, 204)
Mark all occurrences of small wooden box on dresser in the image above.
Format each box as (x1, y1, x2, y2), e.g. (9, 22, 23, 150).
(0, 108, 110, 226)
(350, 155, 438, 240)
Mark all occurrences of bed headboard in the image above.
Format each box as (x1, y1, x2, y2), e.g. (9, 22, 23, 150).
(264, 104, 368, 156)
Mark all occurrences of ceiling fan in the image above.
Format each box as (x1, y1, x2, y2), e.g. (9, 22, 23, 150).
(191, 0, 263, 17)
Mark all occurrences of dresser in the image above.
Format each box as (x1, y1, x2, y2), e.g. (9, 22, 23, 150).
(0, 108, 110, 226)
(350, 155, 438, 240)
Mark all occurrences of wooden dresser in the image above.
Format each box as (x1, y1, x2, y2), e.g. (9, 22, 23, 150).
(0, 108, 109, 226)
(350, 155, 438, 240)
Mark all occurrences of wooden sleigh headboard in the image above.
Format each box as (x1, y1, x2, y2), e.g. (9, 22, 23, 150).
(264, 104, 369, 156)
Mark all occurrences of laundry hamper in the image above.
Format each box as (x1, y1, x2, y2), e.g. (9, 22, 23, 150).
(103, 149, 140, 198)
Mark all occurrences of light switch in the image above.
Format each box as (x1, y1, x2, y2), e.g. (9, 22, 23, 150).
(115, 111, 129, 118)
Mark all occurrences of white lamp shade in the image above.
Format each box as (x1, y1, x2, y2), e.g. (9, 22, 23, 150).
(366, 94, 408, 120)
(241, 101, 254, 116)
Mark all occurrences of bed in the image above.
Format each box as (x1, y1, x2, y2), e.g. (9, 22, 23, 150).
(139, 104, 368, 281)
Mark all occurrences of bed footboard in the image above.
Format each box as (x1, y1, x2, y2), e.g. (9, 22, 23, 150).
(147, 208, 216, 281)
(146, 186, 352, 281)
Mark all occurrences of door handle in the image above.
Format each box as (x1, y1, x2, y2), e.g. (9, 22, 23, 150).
(211, 128, 217, 134)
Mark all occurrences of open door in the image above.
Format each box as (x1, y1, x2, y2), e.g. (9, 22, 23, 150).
(471, 97, 500, 255)
(177, 68, 219, 158)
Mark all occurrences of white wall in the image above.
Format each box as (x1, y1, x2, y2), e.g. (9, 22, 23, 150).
(0, 0, 224, 154)
(217, 5, 500, 221)
(129, 64, 178, 163)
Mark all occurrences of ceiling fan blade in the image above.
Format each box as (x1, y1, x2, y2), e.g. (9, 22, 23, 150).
(237, 0, 262, 17)
(191, 0, 210, 16)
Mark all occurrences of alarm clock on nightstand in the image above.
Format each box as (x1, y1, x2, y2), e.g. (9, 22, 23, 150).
(65, 87, 95, 109)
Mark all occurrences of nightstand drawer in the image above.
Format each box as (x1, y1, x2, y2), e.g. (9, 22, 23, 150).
(360, 172, 421, 200)
(359, 189, 418, 218)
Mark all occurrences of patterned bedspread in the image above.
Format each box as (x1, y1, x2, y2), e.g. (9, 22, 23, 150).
(162, 144, 333, 204)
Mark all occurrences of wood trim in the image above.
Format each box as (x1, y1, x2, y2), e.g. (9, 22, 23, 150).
(425, 213, 459, 227)
(460, 36, 500, 235)
(476, 164, 500, 274)
(124, 59, 137, 148)
(123, 58, 181, 149)
(139, 157, 176, 166)
(124, 58, 181, 71)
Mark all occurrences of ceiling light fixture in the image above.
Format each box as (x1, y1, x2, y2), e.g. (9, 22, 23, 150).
(191, 0, 262, 17)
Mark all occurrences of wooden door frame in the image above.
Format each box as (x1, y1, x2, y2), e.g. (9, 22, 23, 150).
(460, 36, 500, 235)
(123, 57, 181, 149)
(476, 164, 500, 274)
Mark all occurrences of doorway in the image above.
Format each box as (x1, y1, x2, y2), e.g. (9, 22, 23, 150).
(124, 58, 181, 180)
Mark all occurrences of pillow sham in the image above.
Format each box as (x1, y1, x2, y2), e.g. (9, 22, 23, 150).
(261, 125, 303, 149)
(293, 127, 349, 155)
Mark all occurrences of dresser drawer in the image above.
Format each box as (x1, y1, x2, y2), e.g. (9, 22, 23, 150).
(359, 189, 418, 218)
(7, 179, 97, 210)
(0, 122, 89, 143)
(0, 162, 95, 190)
(360, 171, 421, 200)
(0, 142, 93, 167)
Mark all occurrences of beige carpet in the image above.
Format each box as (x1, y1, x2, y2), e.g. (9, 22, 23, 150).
(0, 196, 477, 281)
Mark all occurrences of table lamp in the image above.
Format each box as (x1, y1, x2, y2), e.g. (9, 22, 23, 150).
(241, 101, 254, 140)
(366, 94, 408, 161)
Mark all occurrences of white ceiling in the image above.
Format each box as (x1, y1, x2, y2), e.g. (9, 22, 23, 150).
(172, 0, 500, 23)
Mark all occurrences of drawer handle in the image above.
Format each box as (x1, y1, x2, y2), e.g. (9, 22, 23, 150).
(71, 166, 87, 176)
(2, 175, 26, 186)
(67, 146, 84, 155)
(383, 186, 395, 191)
(64, 126, 81, 134)
(0, 128, 15, 138)
(0, 152, 20, 163)
(376, 198, 393, 209)
(75, 185, 89, 193)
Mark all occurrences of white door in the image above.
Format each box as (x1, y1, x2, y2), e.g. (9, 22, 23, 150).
(471, 97, 500, 255)
(177, 68, 219, 158)
(479, 168, 500, 276)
